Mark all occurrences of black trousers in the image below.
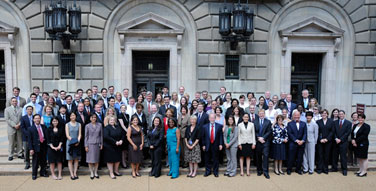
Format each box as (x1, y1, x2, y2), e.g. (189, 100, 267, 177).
(150, 146, 162, 177)
(32, 144, 47, 177)
(332, 142, 348, 171)
(287, 142, 305, 172)
(316, 141, 332, 172)
(255, 142, 270, 173)
(205, 145, 219, 175)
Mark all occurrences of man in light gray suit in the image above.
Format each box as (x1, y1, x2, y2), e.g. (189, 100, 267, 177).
(303, 111, 319, 174)
(147, 104, 162, 130)
(6, 87, 26, 108)
(143, 91, 156, 118)
(244, 97, 259, 115)
(5, 97, 23, 161)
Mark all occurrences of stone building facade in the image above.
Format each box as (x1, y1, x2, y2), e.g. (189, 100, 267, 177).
(0, 0, 375, 119)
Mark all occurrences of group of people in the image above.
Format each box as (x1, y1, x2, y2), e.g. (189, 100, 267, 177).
(4, 85, 371, 180)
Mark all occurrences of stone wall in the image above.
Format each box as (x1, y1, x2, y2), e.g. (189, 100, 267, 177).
(6, 0, 376, 118)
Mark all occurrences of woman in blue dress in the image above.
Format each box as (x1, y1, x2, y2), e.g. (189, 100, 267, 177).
(41, 105, 53, 128)
(271, 115, 288, 175)
(166, 118, 181, 179)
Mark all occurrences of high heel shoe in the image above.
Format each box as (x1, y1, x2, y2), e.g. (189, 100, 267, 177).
(136, 173, 141, 177)
(114, 172, 122, 176)
(279, 171, 285, 175)
(90, 176, 94, 180)
(357, 173, 367, 177)
(240, 173, 244, 176)
(95, 175, 100, 179)
(110, 175, 116, 179)
(274, 171, 280, 175)
(70, 176, 75, 180)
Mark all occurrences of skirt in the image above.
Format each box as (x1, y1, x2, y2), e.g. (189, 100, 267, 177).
(47, 147, 63, 163)
(239, 144, 253, 157)
(354, 144, 369, 159)
(86, 144, 101, 163)
(184, 144, 201, 163)
(271, 143, 286, 160)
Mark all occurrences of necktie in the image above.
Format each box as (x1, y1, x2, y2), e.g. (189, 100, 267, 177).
(339, 120, 343, 129)
(252, 114, 255, 122)
(198, 113, 201, 122)
(259, 119, 264, 136)
(210, 124, 214, 144)
(37, 126, 44, 143)
(97, 113, 102, 121)
(80, 113, 84, 123)
(86, 107, 90, 115)
(68, 104, 71, 112)
(148, 102, 151, 113)
(62, 115, 66, 121)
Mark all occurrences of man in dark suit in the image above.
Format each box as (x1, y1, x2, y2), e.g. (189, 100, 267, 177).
(285, 94, 297, 119)
(287, 110, 307, 175)
(28, 114, 48, 180)
(246, 105, 259, 123)
(158, 96, 177, 118)
(316, 109, 334, 174)
(202, 114, 223, 177)
(65, 95, 77, 115)
(94, 104, 104, 126)
(254, 109, 272, 179)
(83, 98, 93, 116)
(225, 99, 245, 119)
(331, 110, 352, 176)
(76, 103, 89, 166)
(20, 106, 34, 169)
(55, 90, 67, 107)
(38, 92, 49, 108)
(195, 103, 209, 167)
(147, 104, 163, 130)
(300, 89, 310, 110)
(215, 86, 227, 103)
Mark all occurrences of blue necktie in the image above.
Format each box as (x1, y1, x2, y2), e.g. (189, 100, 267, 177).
(259, 119, 264, 137)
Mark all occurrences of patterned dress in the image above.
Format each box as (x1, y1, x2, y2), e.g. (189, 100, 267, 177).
(271, 124, 288, 160)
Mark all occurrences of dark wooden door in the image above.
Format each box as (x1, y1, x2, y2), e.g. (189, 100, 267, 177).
(132, 51, 169, 97)
(291, 53, 322, 104)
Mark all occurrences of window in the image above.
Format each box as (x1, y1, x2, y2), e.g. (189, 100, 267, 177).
(60, 54, 75, 79)
(225, 55, 239, 79)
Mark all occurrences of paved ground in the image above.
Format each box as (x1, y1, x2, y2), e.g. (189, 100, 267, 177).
(1, 172, 376, 191)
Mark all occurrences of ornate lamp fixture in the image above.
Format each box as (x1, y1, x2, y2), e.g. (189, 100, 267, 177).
(44, 0, 81, 49)
(219, 0, 254, 50)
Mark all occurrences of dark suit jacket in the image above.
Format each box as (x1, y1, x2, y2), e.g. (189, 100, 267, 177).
(287, 121, 307, 143)
(66, 103, 77, 115)
(202, 123, 223, 152)
(118, 112, 130, 129)
(83, 106, 94, 116)
(28, 124, 48, 152)
(254, 117, 272, 143)
(249, 113, 259, 123)
(158, 104, 177, 119)
(95, 112, 104, 126)
(76, 111, 89, 128)
(316, 118, 334, 142)
(20, 115, 33, 141)
(334, 119, 352, 143)
(132, 113, 148, 135)
(286, 102, 297, 118)
(300, 97, 311, 110)
(147, 127, 164, 148)
(56, 114, 68, 131)
(195, 112, 209, 130)
(351, 123, 370, 146)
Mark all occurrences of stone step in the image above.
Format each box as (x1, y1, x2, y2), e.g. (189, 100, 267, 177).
(1, 163, 376, 176)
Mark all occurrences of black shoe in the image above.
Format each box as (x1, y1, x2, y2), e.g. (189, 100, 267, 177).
(40, 174, 49, 178)
(309, 172, 313, 175)
(330, 168, 338, 172)
(257, 171, 262, 176)
(354, 172, 360, 175)
(303, 171, 308, 174)
(357, 173, 367, 177)
(324, 171, 329, 174)
(204, 173, 211, 177)
(264, 173, 270, 179)
(75, 176, 79, 179)
(274, 171, 280, 175)
(214, 174, 219, 177)
(114, 172, 122, 176)
(154, 175, 160, 178)
(24, 164, 30, 170)
(224, 173, 229, 176)
(90, 176, 94, 180)
(287, 170, 291, 175)
(316, 170, 322, 174)
(95, 175, 100, 179)
(32, 176, 37, 180)
(8, 157, 13, 161)
(296, 170, 303, 175)
(342, 170, 347, 176)
(70, 176, 75, 180)
(18, 155, 25, 159)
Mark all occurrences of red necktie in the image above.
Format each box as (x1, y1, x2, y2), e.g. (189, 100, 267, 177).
(37, 126, 44, 143)
(148, 103, 151, 113)
(210, 124, 214, 144)
(339, 120, 343, 129)
(80, 113, 85, 123)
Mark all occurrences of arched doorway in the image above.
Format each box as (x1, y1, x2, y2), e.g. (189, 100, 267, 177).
(103, 0, 197, 96)
(268, 0, 355, 114)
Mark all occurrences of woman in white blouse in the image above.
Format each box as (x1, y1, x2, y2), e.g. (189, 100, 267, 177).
(238, 113, 256, 176)
(265, 101, 279, 123)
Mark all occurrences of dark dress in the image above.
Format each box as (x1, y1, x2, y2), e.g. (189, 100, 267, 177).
(128, 126, 143, 163)
(103, 125, 125, 163)
(117, 112, 130, 150)
(46, 127, 64, 163)
(351, 123, 370, 159)
(271, 124, 288, 160)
